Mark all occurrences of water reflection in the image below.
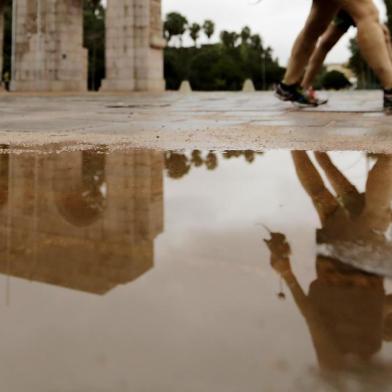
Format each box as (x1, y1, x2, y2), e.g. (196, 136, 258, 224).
(0, 148, 264, 294)
(0, 147, 164, 294)
(164, 150, 263, 178)
(2, 147, 392, 390)
(265, 151, 392, 378)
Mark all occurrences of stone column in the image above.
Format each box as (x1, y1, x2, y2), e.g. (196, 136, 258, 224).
(11, 0, 87, 92)
(101, 0, 165, 92)
(101, 0, 136, 91)
(134, 0, 165, 91)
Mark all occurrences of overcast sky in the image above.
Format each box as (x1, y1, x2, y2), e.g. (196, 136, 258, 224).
(162, 0, 387, 66)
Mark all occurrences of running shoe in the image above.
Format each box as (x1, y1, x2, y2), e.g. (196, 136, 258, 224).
(384, 88, 392, 114)
(307, 87, 328, 106)
(275, 82, 318, 107)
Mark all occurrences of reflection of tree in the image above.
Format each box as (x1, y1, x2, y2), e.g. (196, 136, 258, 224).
(264, 152, 392, 376)
(165, 150, 264, 179)
(205, 152, 218, 171)
(191, 150, 203, 167)
(164, 152, 191, 179)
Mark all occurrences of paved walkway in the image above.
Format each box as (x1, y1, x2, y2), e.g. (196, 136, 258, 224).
(0, 90, 390, 152)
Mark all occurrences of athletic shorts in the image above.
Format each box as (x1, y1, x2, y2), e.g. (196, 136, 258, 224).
(333, 10, 356, 32)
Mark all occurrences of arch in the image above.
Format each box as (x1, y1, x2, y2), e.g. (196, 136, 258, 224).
(53, 150, 107, 227)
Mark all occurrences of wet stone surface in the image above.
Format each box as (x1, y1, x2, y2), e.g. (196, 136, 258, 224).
(1, 146, 392, 391)
(0, 91, 392, 152)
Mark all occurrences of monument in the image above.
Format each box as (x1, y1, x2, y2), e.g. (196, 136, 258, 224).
(3, 0, 164, 92)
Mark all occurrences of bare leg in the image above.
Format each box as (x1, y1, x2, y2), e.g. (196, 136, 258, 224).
(314, 152, 364, 217)
(361, 155, 392, 231)
(302, 24, 346, 89)
(291, 151, 339, 225)
(283, 0, 340, 85)
(381, 24, 392, 66)
(340, 0, 392, 89)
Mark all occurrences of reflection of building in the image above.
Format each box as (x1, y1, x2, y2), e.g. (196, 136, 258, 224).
(0, 148, 164, 294)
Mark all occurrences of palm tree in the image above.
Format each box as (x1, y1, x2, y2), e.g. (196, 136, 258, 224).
(189, 23, 201, 47)
(202, 20, 215, 42)
(164, 12, 188, 46)
(220, 31, 239, 48)
(240, 26, 251, 45)
(250, 34, 262, 50)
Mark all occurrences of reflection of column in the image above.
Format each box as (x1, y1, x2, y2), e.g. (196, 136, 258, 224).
(11, 0, 87, 92)
(101, 0, 165, 92)
(0, 148, 164, 294)
(0, 148, 9, 207)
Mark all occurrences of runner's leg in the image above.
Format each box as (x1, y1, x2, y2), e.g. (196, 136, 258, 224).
(302, 24, 346, 90)
(381, 24, 392, 65)
(283, 0, 340, 85)
(340, 0, 392, 89)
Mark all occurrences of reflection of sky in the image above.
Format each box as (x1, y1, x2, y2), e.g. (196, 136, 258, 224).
(1, 150, 392, 391)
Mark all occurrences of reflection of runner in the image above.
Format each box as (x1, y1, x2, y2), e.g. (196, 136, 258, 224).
(264, 152, 392, 372)
(275, 0, 392, 113)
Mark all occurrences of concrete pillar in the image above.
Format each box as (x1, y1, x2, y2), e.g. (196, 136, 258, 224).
(11, 0, 87, 92)
(101, 0, 165, 92)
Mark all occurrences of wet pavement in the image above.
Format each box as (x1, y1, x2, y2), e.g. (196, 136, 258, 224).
(0, 91, 392, 152)
(2, 145, 392, 391)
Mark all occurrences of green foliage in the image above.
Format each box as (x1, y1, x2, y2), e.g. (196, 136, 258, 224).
(240, 26, 251, 45)
(189, 46, 244, 91)
(83, 0, 105, 91)
(164, 25, 284, 91)
(203, 20, 215, 41)
(164, 47, 196, 90)
(320, 70, 351, 90)
(164, 12, 188, 46)
(189, 23, 201, 46)
(220, 30, 239, 48)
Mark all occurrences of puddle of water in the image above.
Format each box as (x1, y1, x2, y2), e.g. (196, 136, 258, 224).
(1, 146, 392, 391)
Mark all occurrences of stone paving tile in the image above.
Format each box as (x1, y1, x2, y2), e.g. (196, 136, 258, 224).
(0, 91, 390, 152)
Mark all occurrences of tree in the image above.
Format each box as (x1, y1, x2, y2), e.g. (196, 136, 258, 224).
(164, 12, 188, 46)
(220, 31, 239, 48)
(164, 17, 285, 91)
(189, 23, 201, 47)
(240, 26, 251, 45)
(250, 34, 262, 50)
(321, 70, 351, 90)
(203, 20, 215, 41)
